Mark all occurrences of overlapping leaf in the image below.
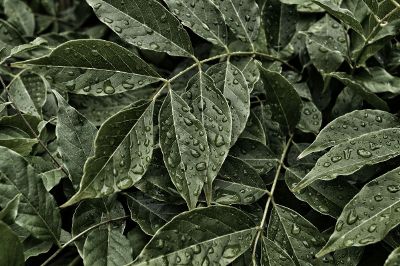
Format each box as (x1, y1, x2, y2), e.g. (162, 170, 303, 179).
(207, 61, 250, 146)
(295, 128, 400, 191)
(133, 206, 257, 265)
(0, 147, 61, 242)
(159, 89, 209, 209)
(62, 100, 155, 207)
(86, 0, 193, 57)
(16, 40, 162, 95)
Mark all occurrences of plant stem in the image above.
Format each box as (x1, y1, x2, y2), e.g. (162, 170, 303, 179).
(251, 134, 294, 265)
(40, 215, 129, 266)
(0, 75, 70, 178)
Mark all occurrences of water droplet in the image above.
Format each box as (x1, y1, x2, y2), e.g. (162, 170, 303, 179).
(387, 185, 400, 193)
(336, 220, 344, 231)
(222, 245, 240, 259)
(104, 85, 115, 94)
(196, 162, 207, 171)
(357, 149, 372, 158)
(214, 134, 225, 147)
(346, 209, 358, 225)
(331, 156, 342, 163)
(374, 194, 383, 201)
(368, 224, 377, 233)
(131, 164, 144, 174)
(291, 224, 300, 234)
(117, 178, 133, 189)
(191, 149, 201, 158)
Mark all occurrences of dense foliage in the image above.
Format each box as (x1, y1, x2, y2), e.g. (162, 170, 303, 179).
(1, 0, 400, 265)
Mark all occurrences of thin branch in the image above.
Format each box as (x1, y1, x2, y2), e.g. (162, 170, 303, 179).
(0, 75, 70, 177)
(40, 215, 129, 266)
(251, 134, 294, 265)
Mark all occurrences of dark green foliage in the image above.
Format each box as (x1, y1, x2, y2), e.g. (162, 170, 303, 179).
(0, 0, 400, 265)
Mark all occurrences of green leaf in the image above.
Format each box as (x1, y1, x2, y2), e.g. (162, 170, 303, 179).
(207, 61, 250, 146)
(133, 206, 257, 265)
(300, 109, 400, 158)
(134, 149, 182, 203)
(231, 58, 261, 93)
(285, 166, 357, 217)
(0, 221, 25, 266)
(54, 91, 97, 187)
(312, 0, 365, 37)
(213, 156, 267, 205)
(16, 40, 162, 95)
(8, 72, 48, 117)
(125, 191, 183, 235)
(159, 89, 209, 209)
(62, 100, 155, 207)
(294, 128, 400, 191)
(240, 111, 267, 145)
(0, 194, 21, 225)
(229, 138, 277, 175)
(211, 0, 260, 48)
(327, 72, 390, 110)
(127, 227, 150, 260)
(263, 0, 298, 51)
(0, 147, 61, 242)
(163, 0, 228, 49)
(0, 126, 38, 156)
(72, 197, 126, 255)
(261, 236, 296, 266)
(39, 168, 65, 192)
(317, 166, 400, 257)
(385, 246, 400, 266)
(305, 15, 348, 73)
(4, 0, 35, 36)
(182, 72, 232, 202)
(297, 100, 322, 134)
(260, 68, 302, 133)
(0, 37, 48, 65)
(267, 204, 331, 264)
(0, 19, 25, 63)
(332, 87, 363, 118)
(86, 0, 193, 57)
(83, 227, 132, 266)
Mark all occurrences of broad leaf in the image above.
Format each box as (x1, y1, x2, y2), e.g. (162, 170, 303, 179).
(134, 206, 257, 265)
(72, 197, 126, 255)
(0, 126, 38, 156)
(385, 246, 400, 266)
(318, 166, 400, 256)
(86, 0, 193, 57)
(262, 236, 296, 266)
(260, 68, 302, 133)
(54, 91, 97, 187)
(300, 109, 400, 158)
(4, 0, 35, 36)
(0, 221, 24, 266)
(16, 40, 162, 95)
(267, 205, 332, 264)
(0, 147, 61, 242)
(163, 0, 228, 49)
(240, 111, 267, 145)
(160, 89, 209, 209)
(213, 156, 267, 205)
(183, 72, 232, 202)
(211, 0, 260, 48)
(0, 19, 24, 63)
(62, 100, 155, 207)
(263, 0, 298, 51)
(125, 191, 183, 235)
(295, 128, 400, 191)
(313, 0, 365, 37)
(0, 194, 21, 225)
(207, 61, 250, 146)
(8, 72, 48, 117)
(39, 168, 65, 192)
(83, 227, 132, 266)
(305, 15, 348, 73)
(297, 100, 322, 134)
(285, 166, 357, 218)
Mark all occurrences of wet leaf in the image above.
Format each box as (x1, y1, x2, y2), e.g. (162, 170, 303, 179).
(0, 221, 24, 266)
(16, 40, 162, 95)
(159, 90, 209, 209)
(295, 128, 400, 191)
(86, 0, 193, 57)
(62, 100, 155, 207)
(134, 206, 257, 265)
(318, 166, 400, 256)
